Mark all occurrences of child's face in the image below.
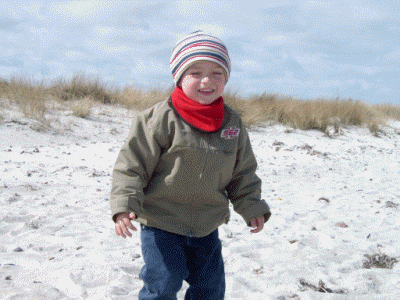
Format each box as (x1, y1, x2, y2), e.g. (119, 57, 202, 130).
(178, 61, 226, 105)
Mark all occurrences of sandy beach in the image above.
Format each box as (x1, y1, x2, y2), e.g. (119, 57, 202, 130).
(1, 101, 399, 299)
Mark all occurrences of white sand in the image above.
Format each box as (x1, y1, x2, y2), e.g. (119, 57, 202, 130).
(1, 101, 400, 299)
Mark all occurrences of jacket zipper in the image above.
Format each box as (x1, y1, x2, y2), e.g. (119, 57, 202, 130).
(190, 135, 208, 237)
(199, 136, 208, 179)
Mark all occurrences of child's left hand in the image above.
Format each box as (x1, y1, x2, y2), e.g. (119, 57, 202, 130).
(250, 215, 265, 233)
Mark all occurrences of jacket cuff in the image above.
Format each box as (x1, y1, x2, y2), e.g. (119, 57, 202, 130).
(241, 199, 271, 226)
(111, 194, 143, 222)
(112, 207, 139, 222)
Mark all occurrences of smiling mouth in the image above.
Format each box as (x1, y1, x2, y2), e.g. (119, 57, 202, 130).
(199, 89, 214, 94)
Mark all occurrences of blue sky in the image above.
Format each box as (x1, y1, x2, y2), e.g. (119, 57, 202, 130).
(1, 0, 399, 104)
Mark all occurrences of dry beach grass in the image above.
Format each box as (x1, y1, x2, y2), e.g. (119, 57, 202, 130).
(1, 73, 399, 136)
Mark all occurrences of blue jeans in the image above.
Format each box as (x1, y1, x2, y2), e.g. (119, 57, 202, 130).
(138, 225, 225, 300)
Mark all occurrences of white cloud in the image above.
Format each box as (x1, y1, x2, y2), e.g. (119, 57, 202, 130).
(381, 49, 400, 62)
(132, 58, 166, 74)
(120, 2, 167, 20)
(130, 58, 169, 86)
(50, 0, 100, 18)
(273, 71, 299, 85)
(293, 53, 327, 64)
(84, 65, 98, 75)
(319, 79, 341, 88)
(265, 35, 290, 45)
(46, 61, 67, 77)
(237, 60, 262, 71)
(173, 0, 237, 18)
(65, 51, 86, 60)
(188, 24, 229, 37)
(304, 1, 331, 9)
(303, 1, 344, 16)
(28, 26, 57, 48)
(91, 25, 118, 37)
(1, 32, 18, 43)
(46, 0, 118, 22)
(302, 1, 383, 21)
(357, 66, 378, 76)
(83, 39, 133, 55)
(345, 78, 371, 90)
(352, 6, 380, 19)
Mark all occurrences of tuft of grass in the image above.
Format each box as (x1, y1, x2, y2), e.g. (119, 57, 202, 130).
(70, 96, 94, 118)
(116, 85, 171, 111)
(48, 73, 116, 104)
(233, 92, 281, 127)
(222, 88, 246, 118)
(236, 94, 386, 134)
(363, 253, 398, 269)
(4, 75, 48, 120)
(0, 77, 9, 93)
(299, 278, 346, 295)
(374, 104, 400, 120)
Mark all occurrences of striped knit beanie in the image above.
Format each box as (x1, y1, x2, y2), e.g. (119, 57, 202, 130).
(170, 31, 231, 85)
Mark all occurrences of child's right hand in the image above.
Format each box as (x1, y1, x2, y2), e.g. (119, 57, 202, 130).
(115, 212, 137, 238)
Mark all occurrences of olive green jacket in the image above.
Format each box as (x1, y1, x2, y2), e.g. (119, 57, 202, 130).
(110, 98, 271, 237)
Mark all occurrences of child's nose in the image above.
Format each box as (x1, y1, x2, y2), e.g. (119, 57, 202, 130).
(201, 76, 211, 83)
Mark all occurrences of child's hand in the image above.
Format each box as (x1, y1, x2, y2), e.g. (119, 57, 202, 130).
(115, 212, 137, 238)
(250, 215, 265, 233)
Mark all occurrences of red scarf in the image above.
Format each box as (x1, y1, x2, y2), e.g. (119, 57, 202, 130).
(171, 87, 224, 132)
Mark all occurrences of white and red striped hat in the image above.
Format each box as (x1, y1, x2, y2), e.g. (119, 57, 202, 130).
(170, 31, 231, 85)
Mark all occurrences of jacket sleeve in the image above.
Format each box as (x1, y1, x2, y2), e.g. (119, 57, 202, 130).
(110, 109, 164, 222)
(226, 122, 271, 226)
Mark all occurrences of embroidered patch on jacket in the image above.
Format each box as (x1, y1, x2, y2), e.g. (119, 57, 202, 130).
(221, 127, 240, 139)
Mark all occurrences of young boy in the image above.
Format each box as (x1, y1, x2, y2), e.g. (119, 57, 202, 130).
(110, 31, 271, 299)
